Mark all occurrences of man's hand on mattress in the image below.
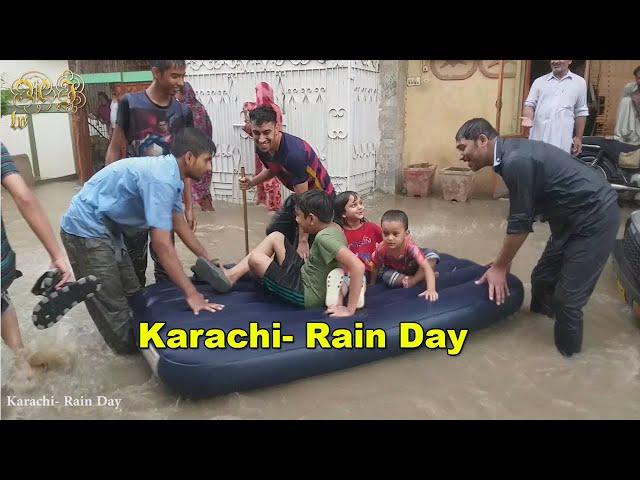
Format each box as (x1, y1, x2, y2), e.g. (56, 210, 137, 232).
(186, 291, 225, 314)
(484, 261, 511, 274)
(475, 264, 510, 306)
(325, 305, 355, 317)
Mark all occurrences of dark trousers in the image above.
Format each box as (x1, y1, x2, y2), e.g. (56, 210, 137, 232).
(530, 202, 620, 356)
(61, 230, 140, 354)
(123, 229, 173, 287)
(266, 195, 316, 247)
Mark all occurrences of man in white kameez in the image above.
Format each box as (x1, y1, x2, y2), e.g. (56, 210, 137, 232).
(521, 60, 589, 155)
(613, 65, 640, 146)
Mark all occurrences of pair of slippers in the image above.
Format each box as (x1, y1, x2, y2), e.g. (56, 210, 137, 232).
(31, 270, 102, 330)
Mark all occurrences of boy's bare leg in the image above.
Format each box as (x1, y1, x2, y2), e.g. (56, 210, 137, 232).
(225, 232, 287, 283)
(248, 232, 288, 278)
(1, 305, 45, 377)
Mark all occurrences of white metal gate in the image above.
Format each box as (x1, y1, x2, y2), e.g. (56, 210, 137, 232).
(186, 60, 379, 204)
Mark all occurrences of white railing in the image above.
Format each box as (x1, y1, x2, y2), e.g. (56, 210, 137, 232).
(186, 60, 379, 204)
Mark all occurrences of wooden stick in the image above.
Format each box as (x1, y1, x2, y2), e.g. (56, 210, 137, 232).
(240, 166, 249, 255)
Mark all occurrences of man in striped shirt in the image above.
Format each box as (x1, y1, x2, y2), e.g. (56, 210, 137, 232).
(239, 105, 334, 261)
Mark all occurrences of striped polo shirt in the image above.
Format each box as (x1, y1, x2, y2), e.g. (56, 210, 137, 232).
(256, 132, 334, 196)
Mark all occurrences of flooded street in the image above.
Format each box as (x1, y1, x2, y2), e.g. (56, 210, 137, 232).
(2, 180, 639, 419)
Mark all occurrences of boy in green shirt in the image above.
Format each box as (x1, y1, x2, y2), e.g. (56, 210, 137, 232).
(193, 190, 365, 317)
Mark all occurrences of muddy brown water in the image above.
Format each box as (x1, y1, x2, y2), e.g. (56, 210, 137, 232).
(1, 180, 639, 419)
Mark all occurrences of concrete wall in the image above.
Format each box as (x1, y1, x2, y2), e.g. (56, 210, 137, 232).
(0, 60, 77, 180)
(402, 60, 526, 197)
(377, 60, 407, 194)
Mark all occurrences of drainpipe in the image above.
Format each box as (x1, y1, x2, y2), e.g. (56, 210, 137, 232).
(347, 61, 353, 191)
(495, 60, 505, 133)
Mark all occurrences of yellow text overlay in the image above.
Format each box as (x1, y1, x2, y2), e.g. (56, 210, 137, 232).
(138, 322, 468, 355)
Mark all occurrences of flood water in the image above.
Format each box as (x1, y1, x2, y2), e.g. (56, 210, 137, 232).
(2, 180, 639, 419)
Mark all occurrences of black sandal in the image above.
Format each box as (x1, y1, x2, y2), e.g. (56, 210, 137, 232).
(31, 270, 102, 330)
(190, 257, 232, 293)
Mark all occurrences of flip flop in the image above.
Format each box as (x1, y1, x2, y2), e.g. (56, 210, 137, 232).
(191, 257, 232, 293)
(31, 271, 102, 330)
(325, 268, 345, 308)
(357, 278, 366, 309)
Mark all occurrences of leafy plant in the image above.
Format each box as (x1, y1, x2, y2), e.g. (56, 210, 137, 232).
(1, 89, 13, 117)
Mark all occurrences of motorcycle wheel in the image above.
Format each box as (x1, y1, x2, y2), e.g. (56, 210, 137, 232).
(581, 156, 609, 180)
(593, 164, 608, 181)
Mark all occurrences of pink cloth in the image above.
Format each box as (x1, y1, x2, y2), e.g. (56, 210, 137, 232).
(242, 82, 283, 211)
(178, 82, 214, 210)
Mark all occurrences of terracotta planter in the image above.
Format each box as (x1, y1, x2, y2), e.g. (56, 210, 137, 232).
(403, 163, 437, 197)
(440, 166, 474, 202)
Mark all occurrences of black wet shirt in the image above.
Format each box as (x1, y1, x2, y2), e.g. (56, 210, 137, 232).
(494, 138, 617, 235)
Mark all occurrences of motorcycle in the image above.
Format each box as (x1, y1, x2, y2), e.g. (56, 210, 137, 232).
(612, 209, 640, 323)
(577, 136, 640, 198)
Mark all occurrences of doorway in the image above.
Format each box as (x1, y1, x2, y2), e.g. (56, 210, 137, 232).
(525, 60, 598, 136)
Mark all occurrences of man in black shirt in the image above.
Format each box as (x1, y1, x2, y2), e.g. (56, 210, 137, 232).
(105, 60, 195, 287)
(455, 118, 619, 357)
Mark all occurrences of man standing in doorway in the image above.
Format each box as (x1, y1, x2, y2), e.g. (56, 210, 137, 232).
(521, 60, 589, 155)
(613, 65, 640, 145)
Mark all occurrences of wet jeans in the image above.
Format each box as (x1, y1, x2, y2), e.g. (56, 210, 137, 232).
(61, 230, 140, 354)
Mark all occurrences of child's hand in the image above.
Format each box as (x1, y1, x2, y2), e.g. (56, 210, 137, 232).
(418, 289, 439, 302)
(325, 305, 355, 317)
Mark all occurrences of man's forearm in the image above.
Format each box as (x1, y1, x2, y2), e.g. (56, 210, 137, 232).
(298, 224, 309, 243)
(250, 168, 276, 187)
(173, 214, 209, 258)
(574, 116, 587, 139)
(494, 233, 529, 269)
(105, 142, 124, 165)
(183, 178, 193, 213)
(151, 241, 198, 296)
(15, 190, 64, 261)
(293, 183, 310, 245)
(523, 106, 535, 120)
(105, 127, 126, 165)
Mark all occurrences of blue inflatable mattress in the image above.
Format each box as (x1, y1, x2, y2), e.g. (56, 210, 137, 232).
(130, 254, 524, 398)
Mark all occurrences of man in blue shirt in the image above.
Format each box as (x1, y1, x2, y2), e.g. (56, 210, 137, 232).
(60, 128, 224, 354)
